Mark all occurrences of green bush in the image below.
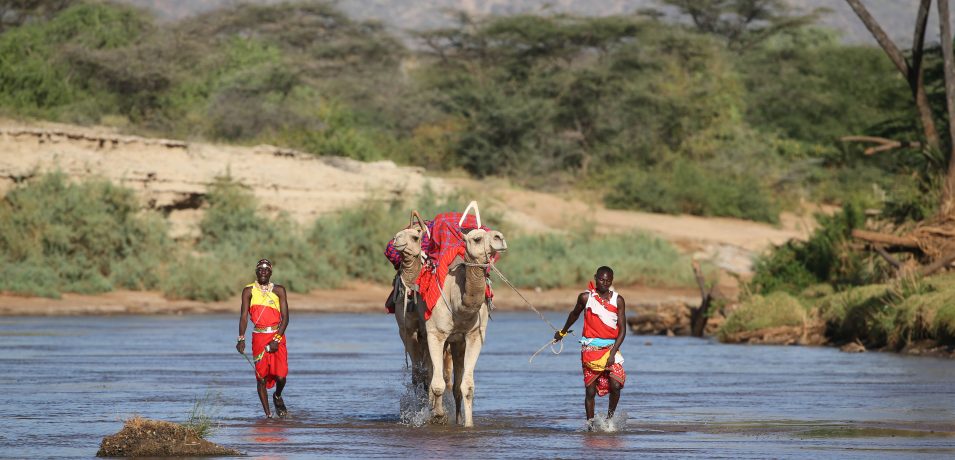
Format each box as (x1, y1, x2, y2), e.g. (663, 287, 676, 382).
(0, 3, 151, 117)
(498, 230, 694, 289)
(718, 291, 808, 340)
(0, 172, 172, 297)
(163, 177, 340, 300)
(750, 201, 874, 295)
(605, 158, 780, 223)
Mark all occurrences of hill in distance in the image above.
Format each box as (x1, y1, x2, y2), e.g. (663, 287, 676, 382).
(119, 0, 945, 47)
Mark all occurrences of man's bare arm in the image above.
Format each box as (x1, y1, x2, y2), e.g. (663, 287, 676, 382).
(237, 286, 252, 353)
(276, 285, 290, 337)
(555, 292, 588, 341)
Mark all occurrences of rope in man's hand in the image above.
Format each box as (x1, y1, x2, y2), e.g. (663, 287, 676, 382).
(529, 329, 573, 363)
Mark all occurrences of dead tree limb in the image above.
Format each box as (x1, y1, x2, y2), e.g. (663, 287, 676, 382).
(919, 249, 955, 275)
(689, 261, 712, 338)
(872, 244, 903, 270)
(840, 136, 921, 155)
(851, 229, 920, 248)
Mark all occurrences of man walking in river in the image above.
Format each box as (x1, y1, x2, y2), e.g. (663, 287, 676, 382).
(236, 259, 290, 418)
(554, 266, 627, 426)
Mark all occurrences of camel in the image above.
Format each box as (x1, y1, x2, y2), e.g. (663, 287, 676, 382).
(390, 224, 432, 391)
(425, 225, 507, 427)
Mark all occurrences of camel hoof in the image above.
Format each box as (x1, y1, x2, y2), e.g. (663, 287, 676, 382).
(429, 413, 448, 425)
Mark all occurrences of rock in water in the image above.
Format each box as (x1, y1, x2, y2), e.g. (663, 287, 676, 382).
(97, 417, 239, 457)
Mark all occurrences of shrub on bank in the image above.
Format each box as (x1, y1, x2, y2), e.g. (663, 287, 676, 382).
(813, 276, 955, 349)
(749, 201, 872, 295)
(0, 174, 698, 300)
(0, 173, 171, 298)
(718, 292, 808, 341)
(498, 231, 694, 289)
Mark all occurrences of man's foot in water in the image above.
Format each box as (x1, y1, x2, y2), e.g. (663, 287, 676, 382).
(273, 394, 288, 417)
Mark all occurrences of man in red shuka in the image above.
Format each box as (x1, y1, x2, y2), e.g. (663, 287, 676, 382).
(236, 259, 290, 418)
(554, 266, 627, 425)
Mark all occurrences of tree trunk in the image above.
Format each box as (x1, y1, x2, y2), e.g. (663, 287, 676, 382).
(689, 261, 711, 338)
(845, 0, 940, 149)
(939, 0, 955, 215)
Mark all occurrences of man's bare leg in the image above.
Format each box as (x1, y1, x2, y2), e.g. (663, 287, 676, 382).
(607, 379, 622, 418)
(256, 379, 272, 418)
(273, 377, 288, 417)
(584, 382, 597, 421)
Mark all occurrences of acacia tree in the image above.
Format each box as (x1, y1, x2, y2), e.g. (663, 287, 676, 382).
(661, 0, 826, 50)
(0, 0, 74, 33)
(846, 0, 955, 273)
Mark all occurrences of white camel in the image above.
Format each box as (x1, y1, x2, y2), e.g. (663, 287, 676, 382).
(425, 224, 507, 427)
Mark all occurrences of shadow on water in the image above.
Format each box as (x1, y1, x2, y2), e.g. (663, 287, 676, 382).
(3, 313, 955, 458)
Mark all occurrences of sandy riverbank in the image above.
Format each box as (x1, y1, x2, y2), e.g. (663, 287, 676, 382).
(0, 282, 699, 316)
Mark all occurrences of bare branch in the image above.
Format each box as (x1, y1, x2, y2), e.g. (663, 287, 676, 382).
(919, 249, 955, 275)
(913, 0, 932, 69)
(840, 135, 921, 155)
(845, 0, 909, 75)
(846, 0, 940, 148)
(872, 244, 903, 270)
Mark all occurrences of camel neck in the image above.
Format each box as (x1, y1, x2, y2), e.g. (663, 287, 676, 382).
(461, 258, 486, 310)
(399, 255, 421, 287)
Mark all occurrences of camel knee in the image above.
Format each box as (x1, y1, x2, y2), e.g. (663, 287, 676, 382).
(430, 378, 446, 397)
(462, 378, 475, 399)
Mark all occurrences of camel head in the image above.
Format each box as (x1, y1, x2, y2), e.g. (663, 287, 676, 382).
(462, 228, 507, 263)
(393, 227, 424, 260)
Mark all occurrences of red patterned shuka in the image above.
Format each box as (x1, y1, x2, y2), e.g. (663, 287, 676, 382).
(248, 282, 287, 389)
(581, 281, 626, 397)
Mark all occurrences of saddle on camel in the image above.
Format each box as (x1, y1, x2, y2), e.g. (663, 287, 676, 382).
(384, 210, 499, 318)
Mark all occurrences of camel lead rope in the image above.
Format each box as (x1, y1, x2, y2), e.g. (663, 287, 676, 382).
(482, 262, 579, 362)
(487, 262, 575, 337)
(240, 352, 261, 379)
(528, 330, 572, 364)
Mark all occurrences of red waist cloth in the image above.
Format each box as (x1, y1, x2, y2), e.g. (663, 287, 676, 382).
(252, 332, 287, 389)
(581, 346, 626, 397)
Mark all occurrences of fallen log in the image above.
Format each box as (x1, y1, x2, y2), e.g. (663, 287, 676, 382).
(851, 229, 920, 248)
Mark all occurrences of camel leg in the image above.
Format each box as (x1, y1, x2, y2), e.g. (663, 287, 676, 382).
(443, 346, 453, 392)
(415, 328, 431, 394)
(460, 329, 484, 428)
(426, 331, 448, 423)
(450, 341, 465, 425)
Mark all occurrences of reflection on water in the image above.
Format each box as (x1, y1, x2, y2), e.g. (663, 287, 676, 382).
(250, 420, 289, 444)
(3, 313, 955, 459)
(582, 432, 626, 450)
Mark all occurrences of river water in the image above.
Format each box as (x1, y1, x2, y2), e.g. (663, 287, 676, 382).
(3, 313, 954, 459)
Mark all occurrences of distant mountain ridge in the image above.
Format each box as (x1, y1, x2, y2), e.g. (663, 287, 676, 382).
(119, 0, 941, 47)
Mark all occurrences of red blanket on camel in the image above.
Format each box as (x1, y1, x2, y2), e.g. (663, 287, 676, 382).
(415, 212, 495, 320)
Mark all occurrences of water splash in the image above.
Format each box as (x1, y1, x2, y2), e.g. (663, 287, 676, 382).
(398, 366, 431, 427)
(587, 411, 628, 433)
